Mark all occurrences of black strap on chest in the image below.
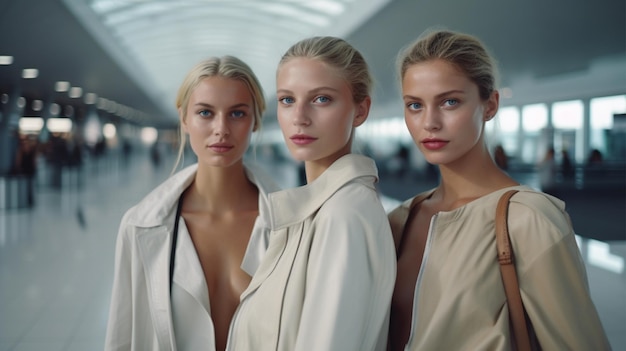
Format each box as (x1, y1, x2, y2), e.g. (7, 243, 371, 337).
(169, 194, 184, 294)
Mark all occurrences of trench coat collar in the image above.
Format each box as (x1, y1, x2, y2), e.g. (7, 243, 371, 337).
(126, 161, 279, 229)
(267, 154, 378, 230)
(131, 161, 280, 347)
(126, 163, 197, 228)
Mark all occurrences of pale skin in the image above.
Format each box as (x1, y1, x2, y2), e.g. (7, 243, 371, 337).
(276, 57, 370, 182)
(390, 59, 518, 351)
(179, 76, 259, 351)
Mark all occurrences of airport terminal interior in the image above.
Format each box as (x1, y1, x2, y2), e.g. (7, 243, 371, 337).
(1, 0, 625, 350)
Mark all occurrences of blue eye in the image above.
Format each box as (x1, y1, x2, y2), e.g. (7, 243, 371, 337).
(443, 99, 459, 107)
(314, 96, 330, 103)
(279, 97, 294, 105)
(231, 110, 246, 118)
(199, 109, 212, 117)
(406, 102, 421, 111)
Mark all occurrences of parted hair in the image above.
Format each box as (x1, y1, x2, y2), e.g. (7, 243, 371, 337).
(397, 29, 499, 101)
(173, 56, 265, 172)
(278, 36, 372, 104)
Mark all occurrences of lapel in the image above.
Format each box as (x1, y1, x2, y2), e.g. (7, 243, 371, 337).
(136, 225, 175, 350)
(238, 226, 291, 302)
(172, 220, 211, 312)
(239, 155, 379, 301)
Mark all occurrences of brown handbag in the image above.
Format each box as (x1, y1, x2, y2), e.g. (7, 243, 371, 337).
(496, 190, 532, 351)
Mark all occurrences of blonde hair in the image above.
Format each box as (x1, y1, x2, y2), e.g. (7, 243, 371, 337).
(278, 36, 372, 103)
(173, 56, 265, 171)
(397, 29, 499, 101)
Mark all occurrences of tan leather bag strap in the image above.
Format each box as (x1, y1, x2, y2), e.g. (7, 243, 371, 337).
(496, 190, 532, 351)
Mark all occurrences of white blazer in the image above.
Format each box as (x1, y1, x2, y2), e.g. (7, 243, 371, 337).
(104, 163, 280, 351)
(227, 154, 397, 351)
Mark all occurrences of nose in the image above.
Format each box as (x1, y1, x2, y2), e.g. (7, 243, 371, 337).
(214, 115, 230, 136)
(423, 108, 441, 131)
(292, 103, 311, 126)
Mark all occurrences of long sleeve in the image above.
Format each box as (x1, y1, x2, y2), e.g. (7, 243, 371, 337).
(509, 199, 611, 350)
(104, 212, 134, 351)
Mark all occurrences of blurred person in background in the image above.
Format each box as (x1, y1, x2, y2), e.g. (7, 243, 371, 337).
(12, 133, 39, 206)
(538, 146, 558, 196)
(105, 56, 279, 351)
(493, 143, 508, 171)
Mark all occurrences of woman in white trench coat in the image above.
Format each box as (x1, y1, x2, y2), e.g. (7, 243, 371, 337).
(104, 56, 279, 351)
(227, 36, 397, 351)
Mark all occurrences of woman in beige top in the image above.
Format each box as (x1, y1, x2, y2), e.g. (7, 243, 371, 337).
(388, 29, 610, 350)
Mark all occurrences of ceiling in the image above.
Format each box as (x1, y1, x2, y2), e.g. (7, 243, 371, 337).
(0, 0, 624, 128)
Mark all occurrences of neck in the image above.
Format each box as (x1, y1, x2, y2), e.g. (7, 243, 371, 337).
(185, 161, 258, 213)
(435, 146, 517, 203)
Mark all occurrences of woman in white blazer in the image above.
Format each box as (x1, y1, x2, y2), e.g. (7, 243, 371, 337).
(104, 56, 280, 351)
(227, 37, 396, 351)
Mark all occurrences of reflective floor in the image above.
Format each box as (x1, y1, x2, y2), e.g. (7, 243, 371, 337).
(1, 151, 624, 350)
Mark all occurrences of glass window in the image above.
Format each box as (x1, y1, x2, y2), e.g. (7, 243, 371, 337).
(487, 106, 520, 157)
(553, 100, 583, 129)
(520, 104, 548, 163)
(552, 100, 584, 162)
(522, 104, 548, 132)
(590, 95, 626, 160)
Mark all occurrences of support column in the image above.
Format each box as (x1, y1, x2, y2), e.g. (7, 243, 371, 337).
(582, 98, 591, 164)
(515, 106, 524, 161)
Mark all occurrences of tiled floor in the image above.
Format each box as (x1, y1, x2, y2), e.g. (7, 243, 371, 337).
(0, 151, 624, 350)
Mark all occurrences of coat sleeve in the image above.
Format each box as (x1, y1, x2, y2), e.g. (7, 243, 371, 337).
(508, 197, 611, 350)
(294, 189, 396, 351)
(104, 210, 135, 351)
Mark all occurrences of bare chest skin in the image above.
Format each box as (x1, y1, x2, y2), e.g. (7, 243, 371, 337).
(390, 202, 437, 351)
(390, 195, 481, 350)
(182, 209, 258, 351)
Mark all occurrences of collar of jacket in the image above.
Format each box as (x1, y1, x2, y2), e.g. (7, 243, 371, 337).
(267, 154, 378, 230)
(125, 161, 280, 229)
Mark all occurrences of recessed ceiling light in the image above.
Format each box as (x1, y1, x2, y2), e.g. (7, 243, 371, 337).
(55, 81, 71, 92)
(22, 68, 38, 79)
(47, 118, 73, 133)
(85, 93, 98, 104)
(0, 56, 13, 65)
(50, 103, 61, 115)
(19, 117, 44, 133)
(32, 100, 43, 111)
(69, 87, 83, 98)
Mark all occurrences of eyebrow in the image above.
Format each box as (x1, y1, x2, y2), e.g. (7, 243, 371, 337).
(193, 102, 250, 109)
(403, 89, 465, 100)
(277, 86, 341, 95)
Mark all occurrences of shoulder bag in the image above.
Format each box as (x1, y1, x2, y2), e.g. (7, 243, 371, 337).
(496, 189, 532, 351)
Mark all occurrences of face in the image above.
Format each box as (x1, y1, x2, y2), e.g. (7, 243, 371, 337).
(401, 59, 498, 166)
(276, 57, 368, 169)
(181, 76, 255, 168)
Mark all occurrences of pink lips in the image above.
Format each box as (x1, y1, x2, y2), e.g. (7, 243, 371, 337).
(421, 138, 448, 150)
(208, 143, 234, 153)
(290, 134, 317, 146)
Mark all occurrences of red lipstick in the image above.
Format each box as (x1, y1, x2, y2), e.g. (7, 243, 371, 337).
(421, 138, 448, 150)
(290, 134, 317, 146)
(208, 142, 234, 153)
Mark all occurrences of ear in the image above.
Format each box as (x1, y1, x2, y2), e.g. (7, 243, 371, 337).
(251, 115, 259, 132)
(484, 90, 499, 121)
(179, 108, 189, 133)
(353, 96, 371, 127)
